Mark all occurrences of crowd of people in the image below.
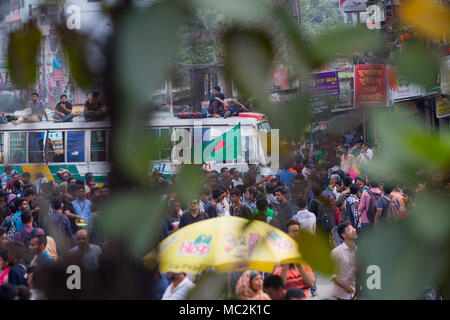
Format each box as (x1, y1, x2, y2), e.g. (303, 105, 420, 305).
(0, 167, 109, 299)
(0, 91, 108, 125)
(151, 128, 430, 300)
(0, 122, 444, 300)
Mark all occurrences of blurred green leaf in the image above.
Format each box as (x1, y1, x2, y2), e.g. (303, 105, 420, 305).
(372, 113, 450, 184)
(114, 117, 171, 183)
(186, 271, 229, 300)
(173, 164, 204, 206)
(223, 27, 274, 107)
(116, 0, 186, 110)
(296, 229, 334, 275)
(310, 26, 384, 64)
(7, 23, 42, 88)
(395, 41, 441, 89)
(267, 97, 311, 139)
(57, 27, 95, 89)
(358, 218, 447, 299)
(99, 191, 167, 255)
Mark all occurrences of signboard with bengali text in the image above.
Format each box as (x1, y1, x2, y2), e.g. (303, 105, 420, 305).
(355, 64, 386, 107)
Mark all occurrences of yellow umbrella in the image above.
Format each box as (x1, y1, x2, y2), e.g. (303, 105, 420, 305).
(144, 216, 303, 274)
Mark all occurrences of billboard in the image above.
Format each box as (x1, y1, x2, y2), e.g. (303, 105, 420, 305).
(355, 64, 386, 107)
(307, 71, 340, 97)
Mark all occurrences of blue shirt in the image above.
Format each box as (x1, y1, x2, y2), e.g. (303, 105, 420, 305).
(278, 169, 296, 191)
(50, 212, 73, 238)
(209, 93, 225, 107)
(72, 199, 92, 222)
(69, 244, 102, 271)
(12, 211, 24, 232)
(36, 251, 54, 265)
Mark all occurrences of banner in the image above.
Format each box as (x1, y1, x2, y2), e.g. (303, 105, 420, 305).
(355, 64, 386, 107)
(387, 67, 424, 101)
(436, 98, 450, 119)
(308, 71, 340, 97)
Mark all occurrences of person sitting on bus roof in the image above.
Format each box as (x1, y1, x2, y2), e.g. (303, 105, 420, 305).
(13, 93, 49, 125)
(53, 95, 76, 123)
(223, 98, 249, 118)
(208, 86, 226, 118)
(0, 112, 7, 124)
(84, 91, 107, 122)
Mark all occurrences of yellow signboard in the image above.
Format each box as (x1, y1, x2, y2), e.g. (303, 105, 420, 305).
(436, 98, 450, 118)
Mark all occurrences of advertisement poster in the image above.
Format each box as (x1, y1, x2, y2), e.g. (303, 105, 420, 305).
(49, 131, 64, 155)
(387, 67, 424, 101)
(436, 98, 450, 119)
(308, 71, 340, 97)
(355, 64, 386, 107)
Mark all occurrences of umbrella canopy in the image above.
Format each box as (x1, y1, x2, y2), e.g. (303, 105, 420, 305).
(144, 216, 303, 274)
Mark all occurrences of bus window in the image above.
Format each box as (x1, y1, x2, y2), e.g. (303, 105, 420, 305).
(0, 133, 3, 163)
(28, 132, 45, 163)
(67, 131, 85, 162)
(91, 130, 107, 162)
(48, 131, 65, 163)
(9, 132, 26, 163)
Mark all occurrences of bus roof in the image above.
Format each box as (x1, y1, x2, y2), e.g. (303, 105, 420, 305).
(148, 112, 269, 127)
(0, 119, 112, 132)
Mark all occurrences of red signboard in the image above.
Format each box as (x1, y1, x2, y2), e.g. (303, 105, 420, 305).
(53, 69, 64, 82)
(355, 64, 386, 107)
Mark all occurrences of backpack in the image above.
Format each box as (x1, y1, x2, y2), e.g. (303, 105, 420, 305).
(0, 173, 8, 190)
(6, 213, 22, 241)
(366, 191, 381, 224)
(383, 195, 400, 222)
(312, 198, 336, 233)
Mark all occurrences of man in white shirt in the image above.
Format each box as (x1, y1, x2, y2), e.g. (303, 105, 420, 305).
(330, 222, 357, 300)
(359, 143, 373, 166)
(292, 197, 316, 234)
(162, 272, 195, 300)
(230, 168, 243, 188)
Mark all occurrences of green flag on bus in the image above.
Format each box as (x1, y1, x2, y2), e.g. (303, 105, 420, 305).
(202, 123, 242, 163)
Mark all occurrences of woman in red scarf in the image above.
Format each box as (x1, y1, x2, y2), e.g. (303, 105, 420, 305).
(236, 270, 271, 300)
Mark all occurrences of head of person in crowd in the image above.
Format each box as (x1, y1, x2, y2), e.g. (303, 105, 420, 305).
(230, 189, 241, 205)
(0, 249, 9, 271)
(337, 222, 357, 243)
(211, 188, 224, 203)
(13, 179, 23, 192)
(7, 241, 26, 266)
(294, 174, 305, 184)
(20, 210, 33, 228)
(24, 188, 36, 204)
(22, 172, 31, 185)
(255, 198, 268, 218)
(0, 283, 19, 300)
(76, 185, 86, 200)
(187, 198, 200, 215)
(31, 92, 39, 102)
(200, 188, 210, 202)
(296, 196, 307, 211)
(68, 177, 76, 185)
(14, 197, 29, 212)
(169, 200, 181, 217)
(354, 176, 366, 190)
(342, 145, 350, 156)
(220, 167, 231, 180)
(90, 187, 101, 200)
(274, 186, 288, 204)
(311, 184, 322, 198)
(75, 229, 91, 251)
(236, 270, 270, 300)
(245, 187, 257, 202)
(239, 206, 253, 219)
(230, 168, 239, 181)
(100, 184, 111, 198)
(286, 219, 300, 240)
(330, 174, 341, 186)
(263, 275, 286, 300)
(285, 288, 307, 300)
(0, 228, 7, 249)
(349, 183, 360, 197)
(382, 181, 395, 195)
(343, 176, 353, 190)
(29, 234, 47, 257)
